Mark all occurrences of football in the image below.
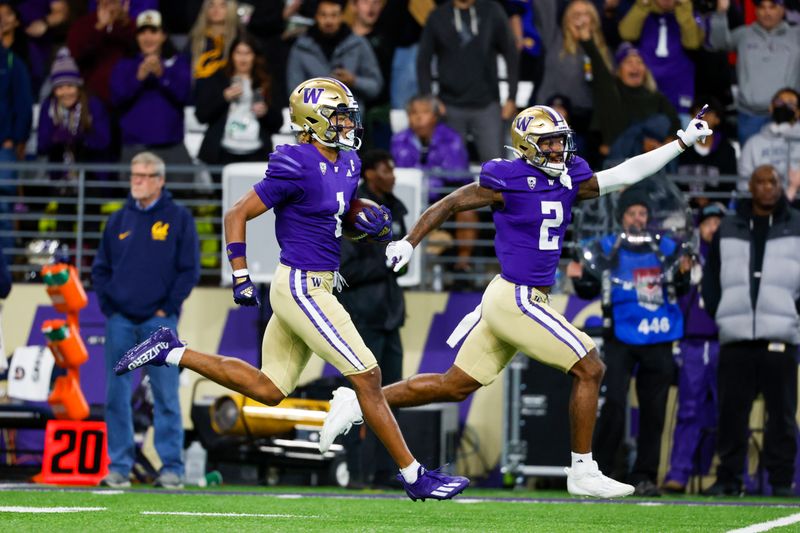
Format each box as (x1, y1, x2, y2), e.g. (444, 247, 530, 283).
(343, 197, 388, 242)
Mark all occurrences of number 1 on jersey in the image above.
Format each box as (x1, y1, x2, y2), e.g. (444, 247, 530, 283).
(334, 191, 345, 238)
(539, 201, 563, 250)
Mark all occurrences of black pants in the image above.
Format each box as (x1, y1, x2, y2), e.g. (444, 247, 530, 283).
(715, 341, 798, 488)
(594, 338, 675, 484)
(343, 325, 403, 485)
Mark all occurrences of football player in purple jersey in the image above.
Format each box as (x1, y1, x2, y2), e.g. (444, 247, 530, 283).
(113, 77, 470, 501)
(321, 104, 712, 498)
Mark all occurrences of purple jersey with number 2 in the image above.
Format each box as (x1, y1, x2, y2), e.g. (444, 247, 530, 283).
(480, 155, 594, 287)
(253, 143, 360, 271)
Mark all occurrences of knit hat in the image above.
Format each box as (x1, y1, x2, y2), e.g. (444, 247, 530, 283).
(614, 42, 641, 67)
(698, 202, 726, 224)
(616, 187, 651, 222)
(49, 47, 82, 88)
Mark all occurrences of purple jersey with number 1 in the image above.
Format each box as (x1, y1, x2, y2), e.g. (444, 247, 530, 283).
(480, 155, 594, 287)
(253, 143, 360, 271)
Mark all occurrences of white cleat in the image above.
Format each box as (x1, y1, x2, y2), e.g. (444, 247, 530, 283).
(319, 387, 363, 453)
(565, 461, 635, 498)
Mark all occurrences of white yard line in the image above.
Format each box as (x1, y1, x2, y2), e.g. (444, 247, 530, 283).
(0, 506, 106, 513)
(728, 512, 800, 533)
(141, 511, 319, 519)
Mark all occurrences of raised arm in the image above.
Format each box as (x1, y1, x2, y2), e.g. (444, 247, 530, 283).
(577, 111, 713, 201)
(386, 183, 503, 271)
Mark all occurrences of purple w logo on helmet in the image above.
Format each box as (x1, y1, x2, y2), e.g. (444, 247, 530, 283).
(516, 116, 533, 131)
(303, 88, 324, 104)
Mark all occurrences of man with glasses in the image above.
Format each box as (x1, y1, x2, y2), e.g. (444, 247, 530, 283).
(91, 151, 200, 489)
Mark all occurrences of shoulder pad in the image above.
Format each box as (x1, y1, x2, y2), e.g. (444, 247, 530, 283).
(267, 144, 308, 180)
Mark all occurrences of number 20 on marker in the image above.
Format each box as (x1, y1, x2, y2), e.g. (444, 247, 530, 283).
(40, 420, 109, 485)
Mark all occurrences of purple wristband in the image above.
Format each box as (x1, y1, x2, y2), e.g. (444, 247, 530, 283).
(226, 242, 246, 260)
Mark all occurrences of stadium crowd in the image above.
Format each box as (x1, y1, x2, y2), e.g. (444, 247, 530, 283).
(1, 0, 800, 495)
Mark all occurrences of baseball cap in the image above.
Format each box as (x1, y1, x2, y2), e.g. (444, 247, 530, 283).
(698, 203, 727, 224)
(136, 10, 162, 31)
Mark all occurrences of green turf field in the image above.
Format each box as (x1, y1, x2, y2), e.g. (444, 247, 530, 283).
(1, 485, 798, 532)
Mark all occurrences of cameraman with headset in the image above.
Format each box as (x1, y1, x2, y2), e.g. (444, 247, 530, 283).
(569, 187, 692, 496)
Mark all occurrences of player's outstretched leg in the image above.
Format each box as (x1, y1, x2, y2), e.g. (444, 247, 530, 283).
(320, 366, 480, 452)
(345, 367, 470, 501)
(564, 350, 634, 498)
(114, 326, 286, 406)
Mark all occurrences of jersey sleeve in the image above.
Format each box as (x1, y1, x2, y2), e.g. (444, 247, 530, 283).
(567, 155, 594, 185)
(254, 145, 304, 209)
(478, 159, 510, 191)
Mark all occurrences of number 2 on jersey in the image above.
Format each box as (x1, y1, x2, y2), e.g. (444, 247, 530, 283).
(334, 191, 345, 238)
(539, 201, 563, 251)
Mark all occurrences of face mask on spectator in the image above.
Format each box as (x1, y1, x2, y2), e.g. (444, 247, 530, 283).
(771, 104, 796, 125)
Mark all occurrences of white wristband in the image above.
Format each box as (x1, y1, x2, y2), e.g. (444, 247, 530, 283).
(233, 268, 249, 277)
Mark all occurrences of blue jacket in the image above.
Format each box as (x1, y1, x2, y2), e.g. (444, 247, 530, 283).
(0, 47, 33, 144)
(92, 190, 200, 322)
(601, 234, 685, 345)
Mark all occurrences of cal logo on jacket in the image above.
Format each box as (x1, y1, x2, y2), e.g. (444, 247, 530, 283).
(151, 221, 169, 241)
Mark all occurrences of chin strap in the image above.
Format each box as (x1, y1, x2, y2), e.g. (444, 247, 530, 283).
(560, 168, 573, 190)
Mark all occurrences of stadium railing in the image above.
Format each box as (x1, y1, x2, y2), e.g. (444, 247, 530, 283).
(0, 160, 743, 290)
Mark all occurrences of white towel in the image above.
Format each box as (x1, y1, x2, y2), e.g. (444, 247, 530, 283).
(446, 303, 483, 348)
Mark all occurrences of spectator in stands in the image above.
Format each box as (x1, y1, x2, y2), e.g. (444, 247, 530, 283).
(92, 151, 199, 489)
(618, 0, 704, 117)
(571, 188, 691, 496)
(67, 0, 136, 104)
(38, 48, 111, 178)
(87, 0, 157, 19)
(506, 0, 544, 104)
(676, 100, 737, 207)
(0, 42, 32, 254)
(286, 0, 383, 111)
(188, 0, 240, 81)
(338, 149, 407, 488)
(16, 0, 73, 95)
(391, 94, 477, 275)
(111, 10, 194, 179)
(537, 0, 612, 140)
(383, 0, 430, 110)
(709, 0, 800, 144)
(582, 41, 680, 163)
(418, 0, 517, 162)
(662, 202, 725, 494)
(350, 0, 391, 107)
(194, 34, 282, 166)
(244, 1, 290, 107)
(738, 88, 800, 194)
(0, 3, 29, 66)
(702, 165, 800, 497)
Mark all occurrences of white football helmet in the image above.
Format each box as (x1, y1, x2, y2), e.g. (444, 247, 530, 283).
(509, 105, 576, 177)
(289, 77, 363, 151)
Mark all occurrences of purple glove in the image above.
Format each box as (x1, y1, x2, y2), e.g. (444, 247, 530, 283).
(232, 272, 260, 306)
(355, 205, 393, 243)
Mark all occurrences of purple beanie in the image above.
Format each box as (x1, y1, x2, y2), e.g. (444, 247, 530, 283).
(49, 47, 83, 88)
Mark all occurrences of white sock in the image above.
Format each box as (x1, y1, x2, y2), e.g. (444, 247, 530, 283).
(571, 451, 593, 469)
(400, 460, 422, 484)
(165, 346, 186, 367)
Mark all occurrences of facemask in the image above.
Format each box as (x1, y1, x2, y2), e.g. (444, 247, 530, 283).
(771, 104, 796, 125)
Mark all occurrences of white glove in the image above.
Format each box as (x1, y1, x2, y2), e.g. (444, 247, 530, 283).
(677, 104, 713, 146)
(385, 239, 414, 272)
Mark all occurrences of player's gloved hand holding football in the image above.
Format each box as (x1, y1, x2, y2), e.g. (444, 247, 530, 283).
(355, 205, 393, 243)
(385, 239, 414, 272)
(232, 270, 260, 306)
(677, 104, 713, 146)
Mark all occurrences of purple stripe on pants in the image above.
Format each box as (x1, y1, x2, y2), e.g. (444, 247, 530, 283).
(515, 286, 583, 359)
